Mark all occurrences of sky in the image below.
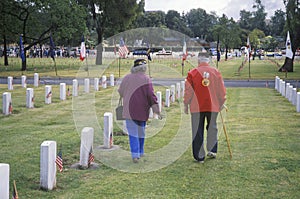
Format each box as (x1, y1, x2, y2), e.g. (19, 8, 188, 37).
(144, 0, 285, 20)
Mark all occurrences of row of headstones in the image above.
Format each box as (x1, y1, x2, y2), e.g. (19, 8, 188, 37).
(275, 76, 300, 112)
(2, 74, 115, 115)
(0, 127, 99, 198)
(0, 81, 185, 197)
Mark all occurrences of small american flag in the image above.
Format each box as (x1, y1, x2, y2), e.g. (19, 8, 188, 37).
(118, 37, 129, 58)
(88, 148, 94, 167)
(12, 180, 19, 199)
(67, 87, 70, 96)
(56, 149, 63, 172)
(46, 91, 52, 98)
(9, 101, 13, 114)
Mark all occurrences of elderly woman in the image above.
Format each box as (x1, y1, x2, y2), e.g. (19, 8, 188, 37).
(118, 59, 160, 163)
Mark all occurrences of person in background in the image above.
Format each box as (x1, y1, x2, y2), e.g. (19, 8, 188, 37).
(184, 50, 226, 163)
(118, 59, 160, 163)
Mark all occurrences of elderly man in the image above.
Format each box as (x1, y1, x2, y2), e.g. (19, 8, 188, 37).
(184, 50, 226, 163)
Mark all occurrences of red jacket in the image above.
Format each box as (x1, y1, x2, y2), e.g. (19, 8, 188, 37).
(184, 63, 226, 113)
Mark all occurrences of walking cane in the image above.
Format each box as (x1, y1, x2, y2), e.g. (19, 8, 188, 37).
(220, 105, 232, 159)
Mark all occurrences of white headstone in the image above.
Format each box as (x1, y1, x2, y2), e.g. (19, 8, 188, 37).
(60, 83, 66, 101)
(288, 85, 293, 102)
(2, 92, 12, 115)
(21, 75, 27, 88)
(40, 141, 56, 190)
(156, 91, 162, 112)
(102, 75, 107, 89)
(281, 81, 286, 97)
(84, 78, 90, 93)
(176, 82, 181, 99)
(103, 112, 113, 149)
(26, 88, 34, 108)
(279, 79, 283, 94)
(110, 74, 115, 87)
(122, 120, 128, 135)
(34, 73, 39, 87)
(275, 76, 279, 91)
(94, 78, 99, 91)
(80, 127, 94, 168)
(45, 85, 52, 104)
(285, 83, 290, 99)
(72, 79, 78, 97)
(181, 80, 185, 98)
(165, 89, 170, 107)
(0, 163, 9, 199)
(292, 88, 297, 106)
(7, 76, 13, 90)
(297, 92, 300, 113)
(170, 85, 175, 103)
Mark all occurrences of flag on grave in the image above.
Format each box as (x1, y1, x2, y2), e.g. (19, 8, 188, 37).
(80, 35, 86, 61)
(182, 40, 188, 61)
(119, 37, 129, 58)
(247, 36, 251, 59)
(56, 149, 63, 172)
(46, 91, 52, 98)
(8, 101, 12, 114)
(88, 148, 94, 167)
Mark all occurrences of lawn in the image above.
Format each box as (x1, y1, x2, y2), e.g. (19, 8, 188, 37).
(0, 76, 299, 198)
(1, 55, 300, 80)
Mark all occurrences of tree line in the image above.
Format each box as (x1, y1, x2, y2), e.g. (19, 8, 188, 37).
(0, 0, 299, 71)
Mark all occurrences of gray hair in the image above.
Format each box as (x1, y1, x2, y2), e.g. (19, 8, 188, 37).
(198, 50, 210, 63)
(131, 64, 147, 73)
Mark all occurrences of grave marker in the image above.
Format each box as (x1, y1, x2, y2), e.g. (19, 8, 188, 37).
(181, 80, 185, 98)
(156, 91, 162, 113)
(2, 92, 12, 115)
(80, 127, 94, 168)
(84, 78, 90, 93)
(170, 85, 175, 103)
(102, 75, 107, 89)
(176, 82, 181, 99)
(94, 78, 99, 91)
(40, 141, 56, 190)
(45, 85, 52, 104)
(60, 83, 66, 101)
(285, 83, 290, 99)
(292, 88, 297, 106)
(26, 88, 34, 108)
(72, 79, 78, 97)
(34, 73, 39, 87)
(21, 75, 27, 88)
(7, 76, 13, 90)
(0, 163, 9, 199)
(165, 89, 170, 107)
(110, 74, 115, 87)
(297, 92, 300, 113)
(103, 112, 113, 149)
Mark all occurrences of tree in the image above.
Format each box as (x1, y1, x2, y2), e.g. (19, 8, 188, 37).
(251, 0, 268, 33)
(186, 8, 217, 41)
(165, 10, 193, 37)
(269, 10, 286, 37)
(212, 15, 241, 60)
(279, 0, 300, 72)
(84, 0, 143, 65)
(2, 0, 87, 71)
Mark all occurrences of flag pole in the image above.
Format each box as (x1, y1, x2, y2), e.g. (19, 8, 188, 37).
(118, 57, 121, 77)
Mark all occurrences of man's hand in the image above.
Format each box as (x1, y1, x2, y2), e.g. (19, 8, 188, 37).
(184, 104, 189, 114)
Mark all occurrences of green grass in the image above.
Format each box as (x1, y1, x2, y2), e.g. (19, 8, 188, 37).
(1, 56, 300, 80)
(0, 81, 300, 198)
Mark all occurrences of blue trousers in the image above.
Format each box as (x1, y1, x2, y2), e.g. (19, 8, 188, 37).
(126, 119, 146, 159)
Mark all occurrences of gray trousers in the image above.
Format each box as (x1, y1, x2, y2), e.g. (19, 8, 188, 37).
(191, 112, 218, 161)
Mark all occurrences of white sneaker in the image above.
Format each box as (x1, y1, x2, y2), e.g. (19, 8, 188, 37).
(207, 152, 216, 158)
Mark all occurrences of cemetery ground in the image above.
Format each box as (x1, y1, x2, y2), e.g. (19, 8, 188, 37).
(0, 56, 300, 198)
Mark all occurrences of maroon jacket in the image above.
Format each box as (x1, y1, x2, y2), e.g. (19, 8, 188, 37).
(118, 72, 159, 121)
